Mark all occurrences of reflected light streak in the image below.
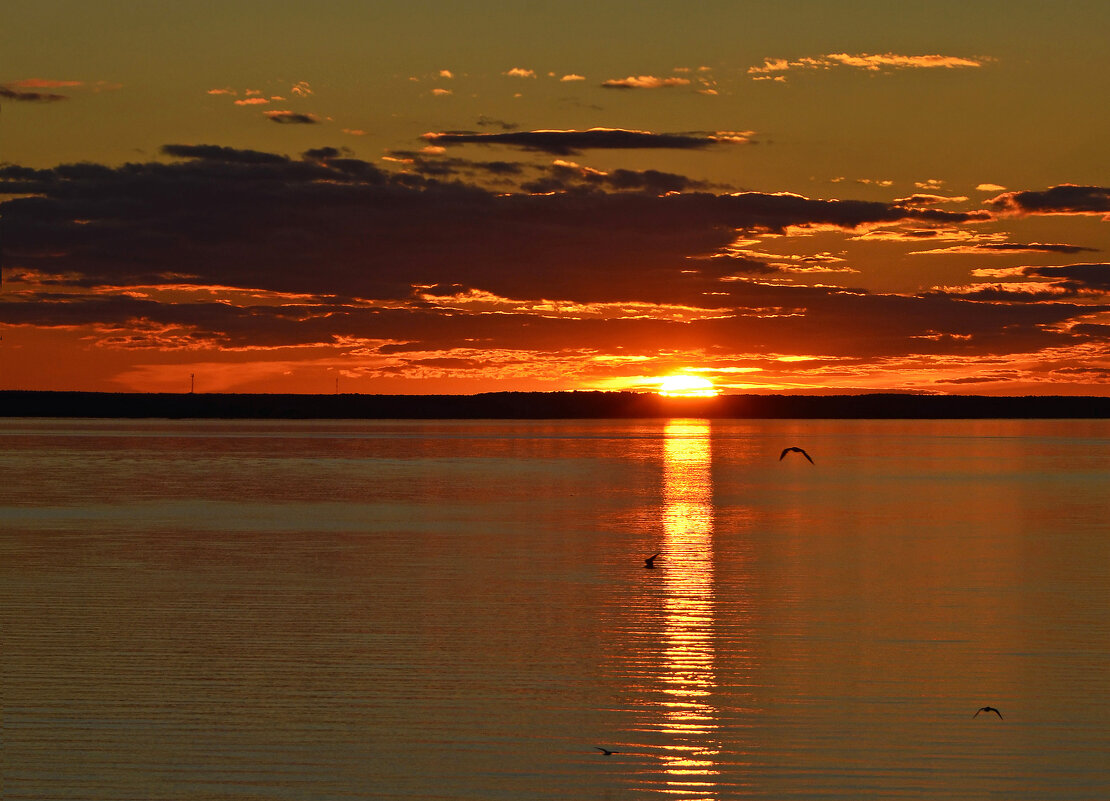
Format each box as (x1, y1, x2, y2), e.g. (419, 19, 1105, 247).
(658, 419, 720, 796)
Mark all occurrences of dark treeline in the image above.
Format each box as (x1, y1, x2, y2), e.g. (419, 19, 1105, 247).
(2, 390, 1109, 419)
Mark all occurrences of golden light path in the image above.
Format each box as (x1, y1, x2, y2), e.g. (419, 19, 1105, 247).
(658, 419, 720, 798)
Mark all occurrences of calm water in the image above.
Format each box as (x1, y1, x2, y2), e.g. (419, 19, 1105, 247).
(2, 417, 1108, 800)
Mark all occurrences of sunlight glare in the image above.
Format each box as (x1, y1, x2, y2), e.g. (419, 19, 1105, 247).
(658, 375, 718, 398)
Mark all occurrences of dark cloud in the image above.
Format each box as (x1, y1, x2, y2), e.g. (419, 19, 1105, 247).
(3, 145, 1106, 373)
(1028, 263, 1110, 291)
(301, 146, 354, 162)
(520, 163, 712, 194)
(0, 86, 67, 102)
(421, 128, 734, 155)
(973, 242, 1099, 254)
(265, 111, 320, 125)
(162, 144, 291, 164)
(987, 184, 1110, 216)
(383, 151, 525, 179)
(934, 375, 1012, 385)
(0, 150, 995, 308)
(476, 116, 518, 130)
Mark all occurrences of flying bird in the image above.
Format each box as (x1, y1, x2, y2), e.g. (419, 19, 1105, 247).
(973, 706, 1003, 719)
(595, 746, 617, 755)
(779, 446, 814, 464)
(644, 552, 660, 569)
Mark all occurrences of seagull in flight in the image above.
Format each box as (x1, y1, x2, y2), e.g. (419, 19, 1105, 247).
(974, 706, 1003, 719)
(595, 746, 617, 755)
(779, 446, 814, 464)
(644, 552, 660, 569)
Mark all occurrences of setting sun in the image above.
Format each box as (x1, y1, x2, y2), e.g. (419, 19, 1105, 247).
(657, 375, 719, 398)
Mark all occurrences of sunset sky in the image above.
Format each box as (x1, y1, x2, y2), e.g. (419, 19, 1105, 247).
(3, 0, 1110, 395)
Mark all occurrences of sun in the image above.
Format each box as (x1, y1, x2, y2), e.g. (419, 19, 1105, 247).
(657, 374, 719, 398)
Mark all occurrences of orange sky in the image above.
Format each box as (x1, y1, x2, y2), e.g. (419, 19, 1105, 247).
(3, 1, 1110, 395)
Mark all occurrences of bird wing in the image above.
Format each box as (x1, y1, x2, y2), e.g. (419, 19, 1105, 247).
(801, 449, 814, 463)
(973, 709, 981, 717)
(779, 448, 789, 460)
(993, 709, 1003, 719)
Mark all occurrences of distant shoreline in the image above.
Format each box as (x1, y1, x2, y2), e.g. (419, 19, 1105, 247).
(2, 390, 1109, 419)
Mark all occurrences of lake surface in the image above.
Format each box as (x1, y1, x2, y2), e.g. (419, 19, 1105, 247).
(2, 417, 1108, 800)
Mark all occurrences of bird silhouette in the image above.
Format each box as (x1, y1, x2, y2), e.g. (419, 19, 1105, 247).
(779, 446, 814, 464)
(595, 746, 617, 755)
(644, 552, 660, 569)
(973, 706, 1003, 719)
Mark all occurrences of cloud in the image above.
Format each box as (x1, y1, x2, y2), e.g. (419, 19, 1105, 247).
(600, 75, 691, 89)
(431, 88, 452, 96)
(976, 183, 1006, 192)
(301, 146, 353, 162)
(971, 263, 1110, 295)
(382, 149, 525, 180)
(161, 144, 292, 164)
(824, 53, 985, 70)
(913, 242, 1100, 256)
(503, 67, 536, 78)
(1, 85, 68, 102)
(986, 184, 1110, 218)
(290, 81, 313, 96)
(264, 110, 321, 124)
(560, 74, 585, 82)
(234, 97, 270, 105)
(895, 194, 969, 206)
(476, 116, 518, 130)
(9, 78, 84, 89)
(749, 52, 987, 78)
(4, 145, 1105, 392)
(421, 127, 749, 155)
(520, 161, 713, 194)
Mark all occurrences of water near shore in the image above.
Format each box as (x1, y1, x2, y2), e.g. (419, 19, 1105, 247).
(3, 418, 1108, 799)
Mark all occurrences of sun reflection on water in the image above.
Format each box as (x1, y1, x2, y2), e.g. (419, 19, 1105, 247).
(657, 419, 720, 797)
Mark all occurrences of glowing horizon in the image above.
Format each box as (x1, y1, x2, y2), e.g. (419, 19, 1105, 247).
(2, 4, 1109, 396)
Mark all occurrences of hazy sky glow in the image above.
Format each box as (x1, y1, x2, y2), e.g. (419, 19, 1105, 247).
(3, 0, 1110, 394)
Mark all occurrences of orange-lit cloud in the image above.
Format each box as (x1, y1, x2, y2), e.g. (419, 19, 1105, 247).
(3, 144, 1108, 395)
(894, 193, 969, 205)
(503, 67, 536, 78)
(9, 78, 84, 89)
(749, 52, 987, 79)
(601, 75, 692, 89)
